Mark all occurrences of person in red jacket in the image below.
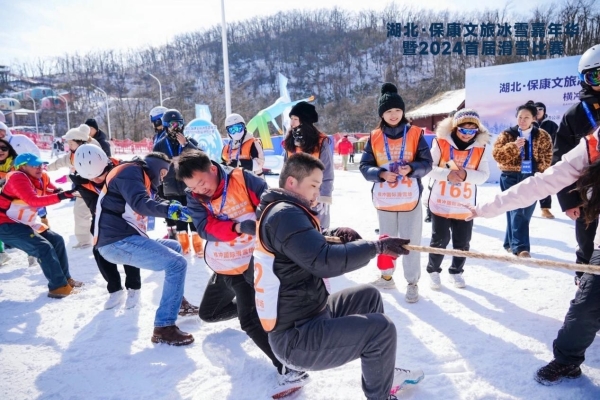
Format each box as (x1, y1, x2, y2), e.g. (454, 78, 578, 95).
(0, 153, 82, 298)
(338, 135, 354, 171)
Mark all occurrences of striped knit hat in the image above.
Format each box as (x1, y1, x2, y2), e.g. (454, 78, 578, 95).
(452, 109, 482, 129)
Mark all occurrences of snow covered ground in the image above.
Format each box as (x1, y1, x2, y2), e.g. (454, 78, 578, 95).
(1, 153, 600, 400)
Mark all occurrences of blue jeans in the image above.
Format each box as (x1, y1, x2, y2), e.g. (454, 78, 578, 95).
(98, 236, 187, 327)
(500, 172, 535, 254)
(0, 223, 71, 290)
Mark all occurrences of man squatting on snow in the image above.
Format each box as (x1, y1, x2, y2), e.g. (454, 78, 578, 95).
(254, 152, 424, 400)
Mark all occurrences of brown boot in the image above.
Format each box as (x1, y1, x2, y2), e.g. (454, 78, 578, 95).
(151, 325, 194, 346)
(518, 251, 531, 258)
(177, 231, 190, 254)
(67, 278, 84, 288)
(541, 208, 555, 219)
(48, 284, 74, 299)
(191, 232, 204, 257)
(179, 296, 199, 316)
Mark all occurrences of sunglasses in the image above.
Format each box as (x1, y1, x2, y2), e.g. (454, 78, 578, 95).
(457, 127, 478, 136)
(581, 69, 600, 86)
(0, 146, 9, 152)
(536, 107, 545, 111)
(226, 123, 245, 135)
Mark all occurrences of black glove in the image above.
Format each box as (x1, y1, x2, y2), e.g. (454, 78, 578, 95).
(239, 220, 256, 235)
(57, 190, 76, 201)
(327, 227, 362, 243)
(375, 237, 410, 256)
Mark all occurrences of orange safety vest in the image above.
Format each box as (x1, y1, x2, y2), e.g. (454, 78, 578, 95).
(428, 138, 486, 220)
(203, 168, 258, 275)
(286, 134, 327, 159)
(369, 126, 422, 212)
(1, 171, 51, 232)
(253, 201, 327, 332)
(222, 139, 255, 163)
(93, 163, 152, 244)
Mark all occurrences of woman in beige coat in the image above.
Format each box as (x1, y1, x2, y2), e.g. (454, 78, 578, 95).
(47, 124, 102, 248)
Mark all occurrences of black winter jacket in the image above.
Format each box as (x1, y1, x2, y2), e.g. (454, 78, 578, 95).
(153, 135, 198, 197)
(553, 85, 600, 211)
(70, 173, 103, 235)
(257, 189, 377, 332)
(94, 129, 112, 157)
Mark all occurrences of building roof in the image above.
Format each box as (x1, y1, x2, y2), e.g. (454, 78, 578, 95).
(406, 88, 465, 119)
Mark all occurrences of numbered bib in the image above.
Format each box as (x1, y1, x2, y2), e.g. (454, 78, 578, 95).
(372, 176, 420, 212)
(429, 180, 476, 220)
(205, 233, 255, 275)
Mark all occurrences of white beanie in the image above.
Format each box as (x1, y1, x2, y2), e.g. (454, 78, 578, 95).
(0, 121, 8, 132)
(64, 124, 91, 142)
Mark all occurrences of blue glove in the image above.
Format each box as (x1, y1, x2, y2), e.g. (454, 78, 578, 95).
(167, 201, 192, 223)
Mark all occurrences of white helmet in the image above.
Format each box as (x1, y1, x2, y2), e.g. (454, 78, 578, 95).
(74, 144, 110, 179)
(578, 44, 600, 73)
(149, 106, 168, 122)
(224, 113, 246, 141)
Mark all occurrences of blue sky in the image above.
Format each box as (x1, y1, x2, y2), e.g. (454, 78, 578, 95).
(1, 0, 550, 66)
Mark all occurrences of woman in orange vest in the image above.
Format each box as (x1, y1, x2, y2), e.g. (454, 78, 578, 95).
(360, 83, 433, 303)
(426, 109, 490, 290)
(282, 101, 334, 229)
(0, 138, 17, 266)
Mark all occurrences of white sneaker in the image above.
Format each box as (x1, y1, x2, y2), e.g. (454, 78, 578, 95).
(28, 256, 38, 267)
(125, 289, 140, 309)
(405, 284, 419, 303)
(104, 290, 125, 310)
(370, 276, 396, 289)
(73, 242, 91, 249)
(449, 273, 466, 288)
(0, 252, 11, 266)
(270, 367, 310, 399)
(429, 272, 441, 290)
(390, 367, 425, 395)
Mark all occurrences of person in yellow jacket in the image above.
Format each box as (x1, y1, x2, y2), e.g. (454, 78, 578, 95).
(47, 124, 102, 249)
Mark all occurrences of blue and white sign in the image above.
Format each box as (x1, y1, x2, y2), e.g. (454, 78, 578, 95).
(184, 118, 224, 163)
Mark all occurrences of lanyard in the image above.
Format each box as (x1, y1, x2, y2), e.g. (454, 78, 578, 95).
(382, 125, 408, 163)
(166, 140, 182, 158)
(205, 172, 230, 219)
(449, 147, 474, 168)
(518, 129, 534, 160)
(228, 141, 241, 165)
(153, 131, 165, 146)
(582, 102, 598, 129)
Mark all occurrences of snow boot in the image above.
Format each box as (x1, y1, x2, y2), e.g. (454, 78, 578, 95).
(535, 359, 581, 385)
(429, 272, 441, 290)
(48, 284, 76, 299)
(125, 288, 141, 309)
(177, 231, 190, 254)
(541, 208, 555, 219)
(271, 367, 310, 399)
(405, 284, 419, 303)
(191, 232, 204, 257)
(179, 296, 199, 316)
(449, 273, 466, 288)
(104, 290, 125, 310)
(68, 278, 84, 288)
(151, 325, 194, 346)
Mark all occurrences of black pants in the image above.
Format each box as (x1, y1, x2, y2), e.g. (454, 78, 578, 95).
(199, 273, 238, 322)
(163, 194, 197, 232)
(427, 213, 473, 274)
(553, 250, 600, 366)
(199, 270, 283, 373)
(539, 195, 552, 209)
(349, 154, 354, 163)
(575, 215, 598, 265)
(93, 247, 141, 293)
(268, 285, 396, 400)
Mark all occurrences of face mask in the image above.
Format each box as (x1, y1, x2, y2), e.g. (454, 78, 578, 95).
(292, 127, 304, 146)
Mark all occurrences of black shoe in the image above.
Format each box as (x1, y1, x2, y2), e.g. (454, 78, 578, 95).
(424, 215, 431, 223)
(535, 359, 582, 385)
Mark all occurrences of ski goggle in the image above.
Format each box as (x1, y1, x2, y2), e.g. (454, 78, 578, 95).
(226, 123, 245, 135)
(457, 127, 478, 136)
(168, 120, 183, 130)
(581, 69, 600, 86)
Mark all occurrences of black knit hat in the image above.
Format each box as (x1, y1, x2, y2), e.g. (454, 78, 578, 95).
(289, 101, 318, 124)
(533, 102, 546, 112)
(84, 118, 99, 131)
(378, 83, 405, 117)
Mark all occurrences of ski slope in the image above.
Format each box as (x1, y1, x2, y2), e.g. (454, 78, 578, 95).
(1, 153, 599, 400)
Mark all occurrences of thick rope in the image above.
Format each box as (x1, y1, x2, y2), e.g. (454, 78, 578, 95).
(324, 236, 600, 275)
